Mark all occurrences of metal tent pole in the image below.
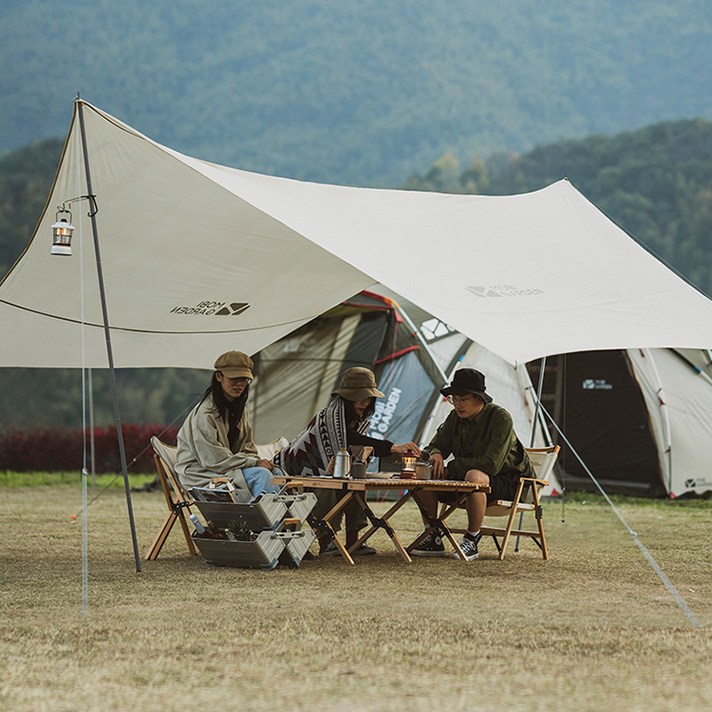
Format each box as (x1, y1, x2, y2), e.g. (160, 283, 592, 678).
(88, 368, 96, 487)
(76, 98, 141, 572)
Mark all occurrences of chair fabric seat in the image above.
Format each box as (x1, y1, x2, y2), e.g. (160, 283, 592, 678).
(486, 500, 536, 516)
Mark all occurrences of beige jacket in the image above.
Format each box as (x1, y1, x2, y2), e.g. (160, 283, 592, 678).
(175, 394, 259, 501)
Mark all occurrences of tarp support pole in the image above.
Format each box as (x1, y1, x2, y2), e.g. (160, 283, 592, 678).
(77, 97, 141, 573)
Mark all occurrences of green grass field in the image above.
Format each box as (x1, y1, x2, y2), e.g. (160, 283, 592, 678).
(1, 478, 710, 711)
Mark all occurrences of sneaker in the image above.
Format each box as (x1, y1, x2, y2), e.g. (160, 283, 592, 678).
(320, 541, 340, 557)
(353, 543, 377, 556)
(459, 532, 482, 561)
(411, 530, 446, 557)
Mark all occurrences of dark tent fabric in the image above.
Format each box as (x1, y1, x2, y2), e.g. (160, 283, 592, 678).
(555, 350, 663, 496)
(249, 291, 443, 447)
(527, 348, 712, 497)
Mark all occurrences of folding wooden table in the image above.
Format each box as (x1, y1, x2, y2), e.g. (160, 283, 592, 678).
(272, 474, 489, 564)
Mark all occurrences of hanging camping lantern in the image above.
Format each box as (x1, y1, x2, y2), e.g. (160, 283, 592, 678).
(50, 207, 75, 256)
(401, 449, 417, 479)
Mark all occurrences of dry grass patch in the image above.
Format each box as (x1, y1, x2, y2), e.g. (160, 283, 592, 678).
(1, 484, 710, 711)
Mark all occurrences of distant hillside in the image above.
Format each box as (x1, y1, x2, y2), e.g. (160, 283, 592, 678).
(0, 0, 710, 186)
(0, 138, 63, 278)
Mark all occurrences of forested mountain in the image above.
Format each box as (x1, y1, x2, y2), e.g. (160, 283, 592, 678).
(0, 139, 63, 279)
(1, 118, 710, 430)
(1, 0, 710, 186)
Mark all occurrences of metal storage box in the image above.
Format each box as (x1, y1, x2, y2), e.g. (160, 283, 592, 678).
(192, 493, 288, 532)
(280, 492, 317, 522)
(278, 528, 316, 568)
(192, 529, 286, 570)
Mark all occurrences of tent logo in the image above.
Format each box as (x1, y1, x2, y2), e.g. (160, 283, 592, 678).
(170, 300, 250, 316)
(214, 302, 250, 316)
(582, 379, 613, 390)
(467, 284, 543, 298)
(685, 477, 710, 489)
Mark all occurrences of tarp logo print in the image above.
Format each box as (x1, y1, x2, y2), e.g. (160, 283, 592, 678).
(466, 285, 544, 297)
(169, 300, 250, 316)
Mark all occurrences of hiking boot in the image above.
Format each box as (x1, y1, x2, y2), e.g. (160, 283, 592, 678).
(459, 532, 482, 561)
(411, 530, 446, 557)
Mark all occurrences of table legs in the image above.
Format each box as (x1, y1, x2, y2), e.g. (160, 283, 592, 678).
(407, 492, 471, 561)
(349, 491, 414, 563)
(307, 491, 357, 565)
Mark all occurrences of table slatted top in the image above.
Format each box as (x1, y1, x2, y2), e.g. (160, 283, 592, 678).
(273, 474, 489, 492)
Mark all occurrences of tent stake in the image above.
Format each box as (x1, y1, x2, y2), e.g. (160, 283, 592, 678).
(76, 97, 141, 573)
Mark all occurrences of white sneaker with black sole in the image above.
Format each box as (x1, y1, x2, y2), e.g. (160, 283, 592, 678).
(459, 532, 482, 561)
(411, 530, 446, 557)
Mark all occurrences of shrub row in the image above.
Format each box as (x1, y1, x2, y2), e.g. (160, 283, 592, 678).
(0, 424, 179, 473)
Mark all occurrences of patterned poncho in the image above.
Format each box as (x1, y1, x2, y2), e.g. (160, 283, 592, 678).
(274, 397, 369, 476)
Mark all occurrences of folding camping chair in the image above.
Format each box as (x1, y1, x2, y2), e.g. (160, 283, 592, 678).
(145, 436, 198, 560)
(441, 445, 560, 560)
(145, 435, 290, 561)
(480, 445, 560, 560)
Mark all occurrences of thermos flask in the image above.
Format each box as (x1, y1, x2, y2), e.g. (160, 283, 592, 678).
(333, 448, 351, 478)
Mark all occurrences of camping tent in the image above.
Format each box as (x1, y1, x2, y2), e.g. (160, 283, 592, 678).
(249, 289, 447, 447)
(247, 288, 563, 497)
(3, 100, 706, 620)
(417, 338, 712, 498)
(2, 100, 712, 373)
(525, 348, 712, 498)
(1, 99, 711, 500)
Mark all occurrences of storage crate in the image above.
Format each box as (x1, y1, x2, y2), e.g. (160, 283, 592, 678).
(280, 491, 317, 522)
(278, 528, 316, 568)
(192, 493, 288, 532)
(192, 529, 285, 570)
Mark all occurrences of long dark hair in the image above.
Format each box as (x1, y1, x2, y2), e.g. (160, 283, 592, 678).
(201, 372, 249, 423)
(341, 396, 375, 427)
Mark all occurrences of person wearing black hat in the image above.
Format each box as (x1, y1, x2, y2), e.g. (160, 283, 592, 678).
(411, 368, 534, 560)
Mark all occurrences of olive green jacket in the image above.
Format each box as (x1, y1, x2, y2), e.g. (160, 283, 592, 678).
(426, 403, 533, 480)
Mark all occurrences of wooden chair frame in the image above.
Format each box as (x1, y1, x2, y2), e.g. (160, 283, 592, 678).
(442, 445, 560, 560)
(145, 436, 198, 561)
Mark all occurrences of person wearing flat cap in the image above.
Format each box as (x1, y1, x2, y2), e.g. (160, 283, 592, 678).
(275, 367, 420, 556)
(175, 350, 279, 501)
(411, 368, 534, 561)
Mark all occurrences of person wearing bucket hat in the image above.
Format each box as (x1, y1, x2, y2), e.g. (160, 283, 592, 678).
(439, 367, 493, 403)
(175, 351, 280, 501)
(411, 368, 534, 561)
(274, 367, 421, 556)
